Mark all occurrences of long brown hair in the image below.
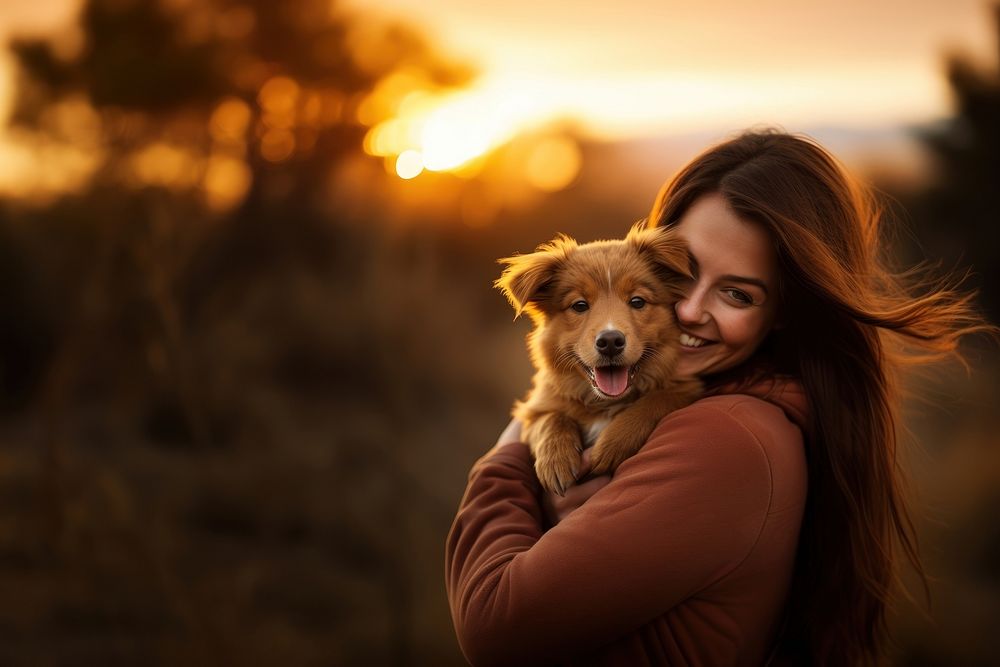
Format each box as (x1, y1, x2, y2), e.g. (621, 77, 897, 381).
(648, 129, 995, 666)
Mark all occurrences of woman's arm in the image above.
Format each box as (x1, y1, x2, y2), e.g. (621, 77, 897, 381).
(445, 402, 775, 667)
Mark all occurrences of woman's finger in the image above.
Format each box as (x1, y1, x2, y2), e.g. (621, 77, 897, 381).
(578, 447, 594, 477)
(543, 472, 612, 525)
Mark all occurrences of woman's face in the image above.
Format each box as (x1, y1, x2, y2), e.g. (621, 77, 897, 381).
(671, 193, 781, 377)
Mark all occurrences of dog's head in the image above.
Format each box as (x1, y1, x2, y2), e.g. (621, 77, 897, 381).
(496, 223, 691, 402)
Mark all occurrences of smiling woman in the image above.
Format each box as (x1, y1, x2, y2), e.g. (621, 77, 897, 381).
(446, 129, 995, 667)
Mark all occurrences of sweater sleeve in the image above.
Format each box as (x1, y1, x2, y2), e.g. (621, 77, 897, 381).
(445, 401, 776, 667)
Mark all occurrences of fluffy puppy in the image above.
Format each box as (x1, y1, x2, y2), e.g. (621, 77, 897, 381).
(496, 223, 702, 495)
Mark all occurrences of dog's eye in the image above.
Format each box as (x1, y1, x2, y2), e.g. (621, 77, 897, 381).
(629, 296, 646, 309)
(571, 300, 589, 313)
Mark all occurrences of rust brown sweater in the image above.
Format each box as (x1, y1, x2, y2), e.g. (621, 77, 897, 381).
(446, 379, 808, 667)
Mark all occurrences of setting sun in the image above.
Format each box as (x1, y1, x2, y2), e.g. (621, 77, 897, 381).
(362, 79, 556, 181)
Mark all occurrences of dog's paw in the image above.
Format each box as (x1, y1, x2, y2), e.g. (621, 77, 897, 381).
(587, 442, 629, 478)
(589, 426, 646, 476)
(588, 410, 655, 476)
(535, 450, 582, 496)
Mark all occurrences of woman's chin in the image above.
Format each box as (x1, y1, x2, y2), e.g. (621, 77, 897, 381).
(676, 356, 709, 378)
(676, 345, 719, 377)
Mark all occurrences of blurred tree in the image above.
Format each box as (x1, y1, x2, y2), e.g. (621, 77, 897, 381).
(4, 0, 472, 414)
(0, 206, 56, 412)
(907, 5, 1000, 320)
(881, 8, 1000, 663)
(9, 0, 466, 152)
(0, 1, 479, 665)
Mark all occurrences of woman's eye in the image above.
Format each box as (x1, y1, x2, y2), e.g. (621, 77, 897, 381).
(571, 300, 589, 313)
(629, 296, 646, 309)
(724, 289, 754, 306)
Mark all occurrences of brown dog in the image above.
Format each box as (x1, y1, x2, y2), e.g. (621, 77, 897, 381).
(496, 223, 702, 495)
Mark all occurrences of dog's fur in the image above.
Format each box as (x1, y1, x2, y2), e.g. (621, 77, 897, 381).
(496, 223, 702, 494)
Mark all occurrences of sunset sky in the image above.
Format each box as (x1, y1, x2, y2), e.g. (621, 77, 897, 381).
(1, 0, 996, 137)
(0, 0, 996, 193)
(345, 0, 996, 138)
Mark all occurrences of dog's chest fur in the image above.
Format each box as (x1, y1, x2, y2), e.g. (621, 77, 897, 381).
(581, 405, 628, 447)
(583, 419, 610, 447)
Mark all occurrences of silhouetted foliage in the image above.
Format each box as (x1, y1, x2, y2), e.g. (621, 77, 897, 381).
(909, 6, 1000, 320)
(0, 207, 57, 412)
(0, 1, 481, 664)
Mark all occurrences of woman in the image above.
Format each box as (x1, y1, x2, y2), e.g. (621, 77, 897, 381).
(446, 130, 992, 666)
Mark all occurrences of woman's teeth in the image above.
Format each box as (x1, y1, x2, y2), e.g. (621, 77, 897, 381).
(679, 332, 711, 348)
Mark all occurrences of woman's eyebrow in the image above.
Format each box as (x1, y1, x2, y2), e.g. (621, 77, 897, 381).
(687, 252, 769, 294)
(720, 274, 769, 294)
(687, 251, 700, 275)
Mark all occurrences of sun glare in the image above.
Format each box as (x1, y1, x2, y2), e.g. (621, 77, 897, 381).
(361, 73, 567, 185)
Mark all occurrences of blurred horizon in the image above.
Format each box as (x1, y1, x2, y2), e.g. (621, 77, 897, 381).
(345, 0, 998, 133)
(1, 0, 998, 198)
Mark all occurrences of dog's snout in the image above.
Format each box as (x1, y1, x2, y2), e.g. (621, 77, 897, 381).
(595, 330, 626, 356)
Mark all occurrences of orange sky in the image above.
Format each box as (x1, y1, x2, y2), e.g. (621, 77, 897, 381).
(346, 0, 997, 138)
(3, 0, 995, 139)
(0, 0, 995, 195)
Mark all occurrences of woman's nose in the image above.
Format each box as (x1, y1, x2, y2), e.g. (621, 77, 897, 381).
(675, 286, 711, 326)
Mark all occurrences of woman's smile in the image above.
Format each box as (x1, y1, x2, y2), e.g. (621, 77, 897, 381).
(671, 193, 780, 377)
(678, 331, 715, 349)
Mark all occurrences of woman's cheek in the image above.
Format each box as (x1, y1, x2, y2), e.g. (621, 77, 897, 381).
(722, 311, 768, 355)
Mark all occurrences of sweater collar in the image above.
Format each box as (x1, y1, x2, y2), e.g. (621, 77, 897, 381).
(712, 374, 810, 432)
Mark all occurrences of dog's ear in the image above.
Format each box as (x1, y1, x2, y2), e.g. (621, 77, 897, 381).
(495, 235, 577, 319)
(627, 222, 691, 294)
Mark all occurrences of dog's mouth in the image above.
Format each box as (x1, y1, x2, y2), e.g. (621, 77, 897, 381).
(584, 363, 638, 398)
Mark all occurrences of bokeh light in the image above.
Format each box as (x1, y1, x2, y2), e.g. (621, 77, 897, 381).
(395, 149, 424, 179)
(210, 97, 252, 145)
(525, 136, 582, 191)
(260, 127, 296, 162)
(130, 142, 200, 187)
(259, 76, 299, 121)
(203, 153, 252, 211)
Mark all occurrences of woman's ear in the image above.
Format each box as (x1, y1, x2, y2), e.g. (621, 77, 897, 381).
(627, 222, 692, 281)
(495, 235, 576, 319)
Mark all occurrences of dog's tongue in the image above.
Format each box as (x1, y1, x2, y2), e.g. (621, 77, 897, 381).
(595, 366, 629, 396)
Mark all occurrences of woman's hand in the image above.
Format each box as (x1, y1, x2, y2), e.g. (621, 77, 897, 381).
(490, 420, 611, 524)
(542, 448, 611, 526)
(490, 417, 523, 455)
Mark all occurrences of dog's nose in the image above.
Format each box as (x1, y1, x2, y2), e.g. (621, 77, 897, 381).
(595, 330, 626, 357)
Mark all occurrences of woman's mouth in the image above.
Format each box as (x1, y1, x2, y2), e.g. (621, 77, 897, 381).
(679, 332, 715, 349)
